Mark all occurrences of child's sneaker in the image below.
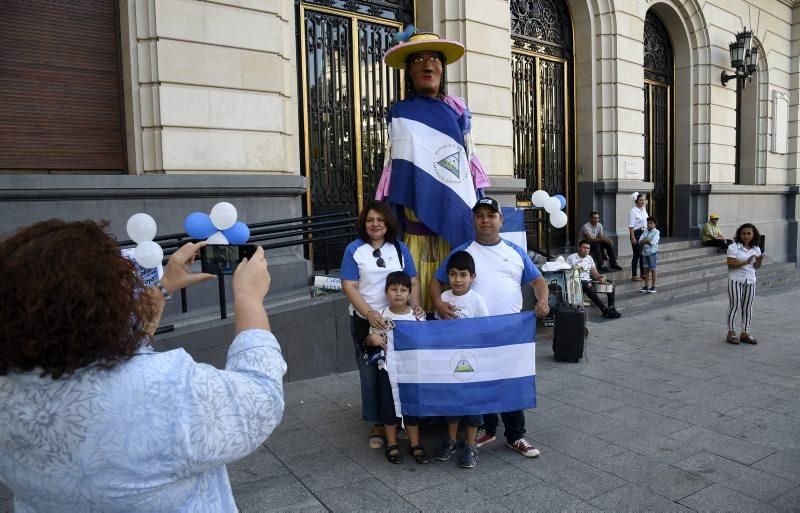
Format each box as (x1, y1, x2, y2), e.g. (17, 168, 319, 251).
(474, 429, 496, 447)
(507, 438, 541, 458)
(459, 445, 478, 469)
(436, 439, 457, 462)
(639, 286, 649, 293)
(648, 287, 657, 293)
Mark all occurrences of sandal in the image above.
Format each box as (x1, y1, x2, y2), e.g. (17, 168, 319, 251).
(409, 445, 430, 464)
(740, 335, 758, 345)
(726, 335, 740, 345)
(368, 433, 386, 449)
(631, 276, 644, 282)
(385, 444, 403, 464)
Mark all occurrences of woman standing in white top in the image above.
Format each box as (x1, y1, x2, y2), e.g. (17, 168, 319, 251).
(726, 223, 763, 345)
(627, 193, 649, 281)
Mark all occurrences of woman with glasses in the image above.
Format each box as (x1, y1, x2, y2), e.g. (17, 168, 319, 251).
(340, 200, 422, 449)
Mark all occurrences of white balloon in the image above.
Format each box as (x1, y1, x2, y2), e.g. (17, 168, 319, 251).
(134, 241, 164, 268)
(126, 213, 157, 243)
(210, 202, 238, 230)
(544, 196, 562, 214)
(550, 210, 568, 229)
(531, 190, 550, 208)
(207, 231, 229, 244)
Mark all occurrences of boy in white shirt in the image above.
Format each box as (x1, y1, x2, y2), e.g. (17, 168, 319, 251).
(433, 251, 488, 469)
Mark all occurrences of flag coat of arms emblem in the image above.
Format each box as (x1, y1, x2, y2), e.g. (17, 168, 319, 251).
(385, 312, 537, 417)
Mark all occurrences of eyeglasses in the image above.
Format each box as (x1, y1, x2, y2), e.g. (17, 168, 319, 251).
(372, 248, 385, 268)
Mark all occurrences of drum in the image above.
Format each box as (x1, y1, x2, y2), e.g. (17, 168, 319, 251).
(592, 281, 614, 294)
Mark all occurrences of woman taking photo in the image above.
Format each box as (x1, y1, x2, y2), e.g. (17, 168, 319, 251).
(340, 200, 421, 449)
(628, 193, 649, 281)
(726, 223, 763, 345)
(0, 219, 286, 511)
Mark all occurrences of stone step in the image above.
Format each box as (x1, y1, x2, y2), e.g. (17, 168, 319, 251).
(586, 244, 721, 270)
(613, 262, 797, 310)
(598, 253, 725, 278)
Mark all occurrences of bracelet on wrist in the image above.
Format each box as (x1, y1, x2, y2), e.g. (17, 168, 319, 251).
(156, 281, 173, 303)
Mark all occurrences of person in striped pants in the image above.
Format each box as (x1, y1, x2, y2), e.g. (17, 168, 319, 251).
(726, 223, 763, 345)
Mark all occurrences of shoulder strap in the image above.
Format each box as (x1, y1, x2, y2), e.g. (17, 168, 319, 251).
(393, 240, 403, 268)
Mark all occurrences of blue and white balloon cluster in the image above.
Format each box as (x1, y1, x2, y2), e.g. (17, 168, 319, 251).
(531, 190, 568, 228)
(184, 202, 250, 244)
(126, 213, 164, 268)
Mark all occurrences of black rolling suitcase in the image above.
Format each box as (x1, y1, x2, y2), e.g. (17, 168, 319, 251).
(553, 304, 586, 362)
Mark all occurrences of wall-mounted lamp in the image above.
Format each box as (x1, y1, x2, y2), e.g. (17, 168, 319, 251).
(721, 29, 759, 88)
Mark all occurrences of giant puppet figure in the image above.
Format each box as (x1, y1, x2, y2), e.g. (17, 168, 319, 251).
(375, 32, 490, 311)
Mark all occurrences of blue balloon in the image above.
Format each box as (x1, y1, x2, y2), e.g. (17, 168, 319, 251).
(184, 212, 216, 239)
(222, 221, 250, 244)
(554, 194, 567, 210)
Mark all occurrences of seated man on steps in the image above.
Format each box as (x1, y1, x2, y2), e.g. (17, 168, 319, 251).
(701, 213, 733, 250)
(566, 240, 621, 319)
(580, 212, 622, 272)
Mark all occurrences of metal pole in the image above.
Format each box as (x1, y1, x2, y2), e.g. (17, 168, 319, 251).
(735, 73, 742, 184)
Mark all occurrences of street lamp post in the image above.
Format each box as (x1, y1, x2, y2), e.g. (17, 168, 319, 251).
(721, 29, 759, 184)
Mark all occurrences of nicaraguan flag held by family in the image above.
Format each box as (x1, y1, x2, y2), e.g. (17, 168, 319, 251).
(385, 312, 536, 417)
(500, 207, 527, 253)
(386, 96, 477, 247)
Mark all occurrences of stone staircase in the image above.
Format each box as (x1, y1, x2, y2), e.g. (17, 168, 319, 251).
(589, 239, 800, 311)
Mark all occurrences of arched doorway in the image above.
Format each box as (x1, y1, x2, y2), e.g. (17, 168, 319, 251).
(643, 10, 674, 235)
(510, 0, 574, 249)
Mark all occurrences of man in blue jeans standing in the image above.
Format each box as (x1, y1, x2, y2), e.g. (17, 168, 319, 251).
(431, 197, 550, 458)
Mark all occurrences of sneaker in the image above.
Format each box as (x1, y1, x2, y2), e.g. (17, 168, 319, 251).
(597, 266, 609, 273)
(640, 286, 649, 293)
(436, 439, 457, 462)
(648, 287, 657, 293)
(475, 429, 496, 447)
(507, 438, 541, 458)
(610, 263, 623, 271)
(459, 445, 478, 469)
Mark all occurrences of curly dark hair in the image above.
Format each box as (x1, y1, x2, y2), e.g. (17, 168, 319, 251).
(733, 223, 761, 248)
(0, 219, 153, 378)
(356, 200, 399, 243)
(404, 51, 447, 99)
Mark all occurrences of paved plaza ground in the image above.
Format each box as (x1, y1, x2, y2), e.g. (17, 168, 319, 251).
(2, 286, 799, 512)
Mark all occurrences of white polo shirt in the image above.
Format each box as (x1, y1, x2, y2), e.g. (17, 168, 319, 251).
(435, 238, 541, 315)
(628, 206, 648, 230)
(340, 239, 417, 314)
(727, 243, 761, 284)
(566, 253, 595, 282)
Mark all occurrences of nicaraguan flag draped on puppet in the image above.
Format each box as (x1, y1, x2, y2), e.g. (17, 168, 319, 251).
(385, 312, 537, 417)
(386, 96, 477, 247)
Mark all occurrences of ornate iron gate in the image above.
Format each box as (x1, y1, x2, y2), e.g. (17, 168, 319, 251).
(643, 10, 673, 235)
(511, 0, 573, 248)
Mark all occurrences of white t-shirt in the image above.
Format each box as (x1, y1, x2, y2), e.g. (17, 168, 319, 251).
(435, 238, 541, 315)
(372, 307, 424, 370)
(340, 239, 417, 315)
(727, 243, 761, 284)
(628, 206, 648, 230)
(566, 253, 595, 282)
(435, 289, 490, 319)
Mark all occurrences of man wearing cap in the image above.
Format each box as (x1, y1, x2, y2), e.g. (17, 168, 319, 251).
(702, 214, 733, 249)
(431, 197, 549, 459)
(375, 31, 490, 311)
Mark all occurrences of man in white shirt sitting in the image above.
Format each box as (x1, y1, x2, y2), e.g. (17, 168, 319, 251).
(580, 212, 622, 272)
(566, 240, 621, 319)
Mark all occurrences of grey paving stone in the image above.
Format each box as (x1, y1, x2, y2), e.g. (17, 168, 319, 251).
(338, 369, 361, 385)
(264, 424, 331, 459)
(737, 425, 800, 451)
(501, 482, 601, 512)
(770, 485, 800, 512)
(285, 395, 355, 427)
(667, 425, 776, 464)
(752, 449, 800, 484)
(503, 449, 627, 500)
(403, 477, 507, 512)
(0, 483, 12, 513)
(283, 380, 328, 406)
(234, 475, 326, 512)
(539, 404, 638, 436)
(678, 483, 779, 513)
(227, 445, 289, 486)
(595, 426, 703, 464)
(589, 483, 692, 512)
(675, 451, 796, 502)
(726, 406, 800, 437)
(529, 426, 628, 462)
(653, 403, 759, 437)
(347, 447, 455, 496)
(315, 477, 418, 512)
(280, 447, 372, 492)
(439, 450, 543, 499)
(599, 404, 692, 436)
(594, 450, 710, 501)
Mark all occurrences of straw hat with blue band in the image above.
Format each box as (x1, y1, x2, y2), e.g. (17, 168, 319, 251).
(384, 32, 465, 69)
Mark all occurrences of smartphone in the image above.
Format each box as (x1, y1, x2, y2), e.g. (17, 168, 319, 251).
(200, 245, 258, 275)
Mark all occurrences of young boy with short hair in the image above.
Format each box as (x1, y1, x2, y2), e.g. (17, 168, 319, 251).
(432, 251, 489, 469)
(638, 216, 660, 293)
(365, 271, 429, 465)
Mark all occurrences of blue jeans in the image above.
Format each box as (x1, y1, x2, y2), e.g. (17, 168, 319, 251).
(351, 314, 381, 424)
